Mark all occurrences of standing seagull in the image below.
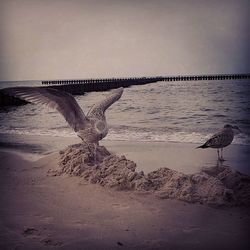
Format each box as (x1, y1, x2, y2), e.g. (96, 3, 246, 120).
(3, 87, 123, 152)
(197, 124, 241, 161)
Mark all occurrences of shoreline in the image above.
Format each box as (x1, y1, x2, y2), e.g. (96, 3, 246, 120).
(103, 140, 250, 175)
(1, 132, 250, 175)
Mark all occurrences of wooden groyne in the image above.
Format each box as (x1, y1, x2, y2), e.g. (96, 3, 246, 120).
(40, 74, 250, 95)
(0, 74, 249, 107)
(0, 77, 160, 107)
(41, 74, 250, 85)
(42, 77, 161, 94)
(162, 74, 250, 81)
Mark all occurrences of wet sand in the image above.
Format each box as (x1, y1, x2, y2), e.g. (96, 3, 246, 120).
(0, 143, 250, 250)
(1, 132, 250, 175)
(103, 140, 250, 175)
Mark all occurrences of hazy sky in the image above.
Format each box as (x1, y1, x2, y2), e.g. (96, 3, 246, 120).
(0, 0, 249, 81)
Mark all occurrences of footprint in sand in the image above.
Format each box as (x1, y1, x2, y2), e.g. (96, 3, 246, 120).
(182, 226, 200, 233)
(22, 227, 39, 236)
(41, 238, 63, 246)
(22, 227, 63, 246)
(112, 203, 130, 210)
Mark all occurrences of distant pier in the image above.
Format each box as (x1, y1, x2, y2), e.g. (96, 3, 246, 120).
(41, 73, 250, 85)
(41, 77, 162, 94)
(0, 73, 249, 107)
(40, 74, 250, 95)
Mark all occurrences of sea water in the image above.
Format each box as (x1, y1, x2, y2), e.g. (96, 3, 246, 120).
(0, 80, 249, 146)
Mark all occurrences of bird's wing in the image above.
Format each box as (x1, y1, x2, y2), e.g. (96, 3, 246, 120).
(204, 130, 226, 147)
(87, 87, 123, 119)
(3, 87, 87, 132)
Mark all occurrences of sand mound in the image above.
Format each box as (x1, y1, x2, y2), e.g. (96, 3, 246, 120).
(51, 144, 250, 207)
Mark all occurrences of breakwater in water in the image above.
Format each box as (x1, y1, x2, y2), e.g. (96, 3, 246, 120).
(42, 74, 250, 85)
(0, 74, 249, 107)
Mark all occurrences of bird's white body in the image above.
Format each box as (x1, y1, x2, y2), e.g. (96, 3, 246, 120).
(76, 117, 108, 144)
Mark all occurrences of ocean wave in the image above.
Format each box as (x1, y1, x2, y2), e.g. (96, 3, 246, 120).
(0, 127, 75, 138)
(106, 129, 248, 144)
(0, 127, 249, 145)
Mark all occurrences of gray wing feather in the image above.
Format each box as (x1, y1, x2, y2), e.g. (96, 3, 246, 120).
(3, 87, 87, 132)
(205, 130, 229, 147)
(87, 87, 123, 119)
(206, 133, 223, 147)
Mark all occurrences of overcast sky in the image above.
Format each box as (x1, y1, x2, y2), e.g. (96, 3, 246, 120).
(0, 0, 249, 81)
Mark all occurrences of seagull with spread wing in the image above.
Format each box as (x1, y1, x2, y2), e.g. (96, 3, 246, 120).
(3, 87, 123, 154)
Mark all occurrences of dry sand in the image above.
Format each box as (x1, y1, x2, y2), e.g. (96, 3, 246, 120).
(1, 143, 250, 250)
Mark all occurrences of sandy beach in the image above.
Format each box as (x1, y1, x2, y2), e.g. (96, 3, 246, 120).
(1, 140, 250, 250)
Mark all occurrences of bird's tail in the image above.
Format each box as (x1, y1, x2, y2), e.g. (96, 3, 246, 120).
(196, 144, 208, 149)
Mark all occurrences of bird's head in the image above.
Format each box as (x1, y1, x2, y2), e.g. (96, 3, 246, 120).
(224, 124, 242, 134)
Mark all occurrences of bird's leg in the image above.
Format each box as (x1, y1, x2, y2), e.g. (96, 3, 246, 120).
(220, 148, 225, 161)
(82, 140, 96, 162)
(81, 141, 97, 164)
(217, 149, 220, 160)
(82, 140, 92, 153)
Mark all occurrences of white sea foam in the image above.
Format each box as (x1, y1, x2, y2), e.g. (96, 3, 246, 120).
(106, 129, 250, 145)
(0, 126, 249, 145)
(0, 127, 75, 138)
(0, 126, 203, 143)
